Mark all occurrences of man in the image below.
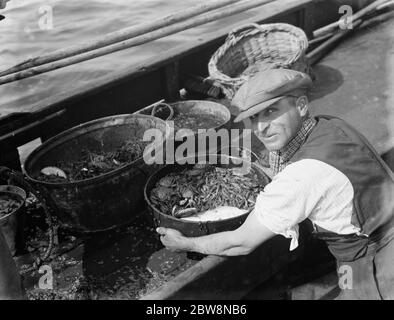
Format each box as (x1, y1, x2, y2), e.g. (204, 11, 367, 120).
(157, 68, 394, 299)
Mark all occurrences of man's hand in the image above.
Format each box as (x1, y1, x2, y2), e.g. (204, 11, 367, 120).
(156, 209, 275, 256)
(156, 227, 189, 252)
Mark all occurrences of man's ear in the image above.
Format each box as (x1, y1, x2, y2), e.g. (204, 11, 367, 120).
(242, 117, 253, 129)
(296, 96, 309, 117)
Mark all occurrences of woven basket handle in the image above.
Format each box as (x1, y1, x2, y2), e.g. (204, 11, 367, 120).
(226, 23, 263, 41)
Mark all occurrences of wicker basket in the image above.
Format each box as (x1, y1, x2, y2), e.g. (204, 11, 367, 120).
(208, 23, 311, 99)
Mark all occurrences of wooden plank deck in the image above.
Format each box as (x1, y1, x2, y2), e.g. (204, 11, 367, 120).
(309, 13, 394, 168)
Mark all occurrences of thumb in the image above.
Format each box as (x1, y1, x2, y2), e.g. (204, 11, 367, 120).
(156, 227, 167, 235)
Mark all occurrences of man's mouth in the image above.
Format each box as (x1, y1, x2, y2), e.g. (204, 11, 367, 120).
(261, 133, 277, 140)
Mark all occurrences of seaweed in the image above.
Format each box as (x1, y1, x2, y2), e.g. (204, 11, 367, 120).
(0, 194, 22, 218)
(150, 164, 264, 218)
(173, 113, 223, 131)
(36, 138, 148, 182)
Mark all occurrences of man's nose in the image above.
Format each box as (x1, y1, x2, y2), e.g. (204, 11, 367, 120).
(257, 120, 270, 134)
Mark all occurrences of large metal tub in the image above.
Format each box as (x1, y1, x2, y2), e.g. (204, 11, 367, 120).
(144, 154, 271, 237)
(0, 185, 26, 255)
(141, 100, 232, 155)
(24, 114, 170, 233)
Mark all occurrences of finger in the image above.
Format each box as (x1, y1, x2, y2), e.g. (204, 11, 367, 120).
(156, 227, 167, 235)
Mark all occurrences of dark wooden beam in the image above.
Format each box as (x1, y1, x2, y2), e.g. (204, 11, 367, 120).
(160, 62, 180, 102)
(0, 148, 21, 171)
(299, 2, 316, 39)
(0, 110, 66, 150)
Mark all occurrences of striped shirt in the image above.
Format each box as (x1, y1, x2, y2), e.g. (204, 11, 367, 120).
(254, 158, 362, 251)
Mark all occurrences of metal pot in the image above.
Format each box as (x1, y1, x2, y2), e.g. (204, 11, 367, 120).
(169, 100, 231, 132)
(144, 154, 271, 237)
(0, 185, 26, 255)
(24, 114, 170, 233)
(142, 100, 232, 155)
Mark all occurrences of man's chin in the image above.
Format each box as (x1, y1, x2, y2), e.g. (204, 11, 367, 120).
(262, 141, 285, 152)
(255, 134, 285, 151)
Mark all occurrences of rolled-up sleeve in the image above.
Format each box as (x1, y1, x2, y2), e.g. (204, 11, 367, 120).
(255, 163, 319, 250)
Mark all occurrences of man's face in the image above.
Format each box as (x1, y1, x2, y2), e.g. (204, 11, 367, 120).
(249, 96, 304, 151)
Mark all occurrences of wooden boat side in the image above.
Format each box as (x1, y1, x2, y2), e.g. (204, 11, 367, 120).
(0, 0, 373, 171)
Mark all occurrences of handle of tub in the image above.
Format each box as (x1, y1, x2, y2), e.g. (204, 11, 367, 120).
(151, 102, 174, 121)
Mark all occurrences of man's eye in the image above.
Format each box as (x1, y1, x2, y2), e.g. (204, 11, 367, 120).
(265, 109, 276, 116)
(250, 114, 258, 120)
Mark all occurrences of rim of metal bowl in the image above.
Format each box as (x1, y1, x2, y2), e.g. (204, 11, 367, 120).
(170, 100, 231, 133)
(0, 185, 26, 220)
(143, 154, 264, 225)
(24, 114, 171, 187)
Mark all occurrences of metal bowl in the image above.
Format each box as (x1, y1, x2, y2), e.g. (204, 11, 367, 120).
(24, 114, 170, 233)
(144, 154, 271, 237)
(169, 100, 231, 134)
(0, 185, 26, 255)
(142, 100, 231, 133)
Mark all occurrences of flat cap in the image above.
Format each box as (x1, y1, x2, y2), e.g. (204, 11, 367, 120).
(232, 69, 313, 123)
